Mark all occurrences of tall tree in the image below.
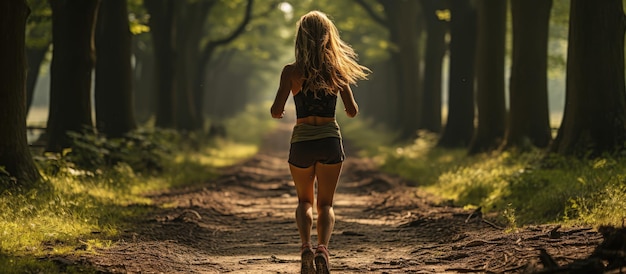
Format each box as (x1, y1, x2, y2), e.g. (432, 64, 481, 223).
(437, 0, 477, 148)
(355, 0, 424, 138)
(95, 0, 137, 138)
(144, 0, 177, 129)
(382, 0, 423, 139)
(468, 0, 507, 155)
(0, 0, 42, 188)
(172, 0, 215, 131)
(550, 0, 626, 156)
(191, 0, 254, 130)
(46, 0, 100, 152)
(145, 0, 254, 131)
(132, 33, 155, 123)
(503, 0, 553, 150)
(419, 0, 448, 133)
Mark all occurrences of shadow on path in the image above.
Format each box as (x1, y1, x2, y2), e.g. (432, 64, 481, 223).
(78, 122, 603, 273)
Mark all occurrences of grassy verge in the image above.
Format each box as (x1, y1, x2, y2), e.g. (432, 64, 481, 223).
(0, 103, 275, 273)
(341, 118, 626, 228)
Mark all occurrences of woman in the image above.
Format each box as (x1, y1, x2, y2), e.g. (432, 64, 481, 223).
(270, 11, 370, 274)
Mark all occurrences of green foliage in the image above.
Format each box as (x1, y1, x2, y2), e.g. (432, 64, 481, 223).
(207, 0, 253, 40)
(26, 0, 52, 49)
(59, 128, 175, 173)
(501, 203, 518, 230)
(381, 131, 472, 189)
(510, 155, 626, 225)
(0, 254, 97, 274)
(203, 1, 295, 117)
(128, 0, 150, 35)
(1, 108, 272, 271)
(343, 120, 626, 228)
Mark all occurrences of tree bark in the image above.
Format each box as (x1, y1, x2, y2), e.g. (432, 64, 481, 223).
(95, 0, 137, 138)
(503, 0, 553, 150)
(0, 0, 42, 188)
(468, 0, 507, 155)
(173, 0, 213, 131)
(379, 0, 423, 139)
(46, 0, 100, 152)
(419, 0, 448, 133)
(145, 0, 177, 129)
(550, 0, 626, 157)
(437, 0, 476, 148)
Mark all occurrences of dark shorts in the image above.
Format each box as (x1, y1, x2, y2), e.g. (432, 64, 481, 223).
(288, 137, 345, 168)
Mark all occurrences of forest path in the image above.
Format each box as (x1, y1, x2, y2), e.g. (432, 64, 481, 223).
(78, 122, 604, 273)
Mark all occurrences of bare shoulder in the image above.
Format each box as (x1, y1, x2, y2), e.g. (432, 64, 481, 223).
(282, 63, 304, 93)
(282, 63, 301, 79)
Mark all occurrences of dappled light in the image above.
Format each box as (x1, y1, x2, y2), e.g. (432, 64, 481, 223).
(1, 0, 626, 273)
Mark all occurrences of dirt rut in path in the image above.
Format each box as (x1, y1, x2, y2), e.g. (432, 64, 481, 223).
(76, 122, 605, 273)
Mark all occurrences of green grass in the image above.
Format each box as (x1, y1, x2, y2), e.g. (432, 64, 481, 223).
(6, 103, 625, 270)
(340, 118, 626, 228)
(0, 103, 275, 272)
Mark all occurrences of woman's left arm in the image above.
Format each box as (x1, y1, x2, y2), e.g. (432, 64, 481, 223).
(339, 84, 359, 118)
(271, 66, 293, 119)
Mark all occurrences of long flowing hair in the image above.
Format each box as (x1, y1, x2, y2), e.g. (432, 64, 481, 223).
(295, 11, 370, 96)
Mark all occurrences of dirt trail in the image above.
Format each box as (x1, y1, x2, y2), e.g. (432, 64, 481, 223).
(75, 122, 605, 273)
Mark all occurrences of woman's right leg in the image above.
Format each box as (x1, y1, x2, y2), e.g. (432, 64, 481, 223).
(313, 162, 342, 274)
(314, 162, 342, 247)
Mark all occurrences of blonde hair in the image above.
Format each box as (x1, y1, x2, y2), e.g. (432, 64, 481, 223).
(295, 11, 370, 95)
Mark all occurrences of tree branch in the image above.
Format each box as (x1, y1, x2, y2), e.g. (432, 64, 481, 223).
(353, 0, 387, 26)
(209, 0, 253, 47)
(199, 0, 253, 66)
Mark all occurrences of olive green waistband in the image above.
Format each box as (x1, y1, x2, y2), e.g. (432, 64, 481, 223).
(290, 121, 342, 144)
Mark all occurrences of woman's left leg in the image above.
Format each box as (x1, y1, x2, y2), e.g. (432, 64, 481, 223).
(289, 164, 316, 246)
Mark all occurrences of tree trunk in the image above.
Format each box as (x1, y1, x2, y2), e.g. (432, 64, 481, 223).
(358, 61, 397, 126)
(173, 0, 210, 131)
(95, 0, 137, 138)
(437, 0, 477, 148)
(419, 0, 448, 133)
(46, 0, 100, 152)
(468, 0, 507, 155)
(380, 0, 423, 139)
(195, 0, 252, 130)
(503, 0, 553, 150)
(550, 0, 626, 157)
(145, 0, 177, 129)
(132, 34, 155, 123)
(0, 0, 42, 189)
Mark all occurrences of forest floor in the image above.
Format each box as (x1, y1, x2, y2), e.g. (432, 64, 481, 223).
(59, 122, 613, 273)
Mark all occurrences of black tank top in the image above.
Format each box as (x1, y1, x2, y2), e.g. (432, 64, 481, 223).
(293, 84, 337, 119)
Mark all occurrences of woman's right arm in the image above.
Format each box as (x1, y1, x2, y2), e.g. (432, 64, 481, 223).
(270, 65, 293, 119)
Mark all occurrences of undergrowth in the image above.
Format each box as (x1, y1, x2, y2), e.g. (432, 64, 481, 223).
(0, 103, 273, 273)
(340, 119, 626, 229)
